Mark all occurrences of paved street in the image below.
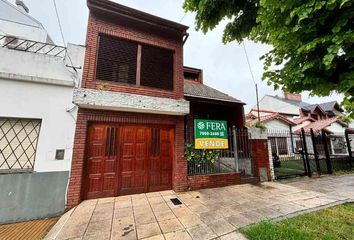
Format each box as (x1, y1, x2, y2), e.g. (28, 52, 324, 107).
(45, 174, 354, 240)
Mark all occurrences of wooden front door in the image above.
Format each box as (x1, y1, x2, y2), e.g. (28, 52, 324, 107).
(119, 126, 149, 195)
(84, 124, 173, 200)
(149, 127, 174, 192)
(85, 124, 119, 199)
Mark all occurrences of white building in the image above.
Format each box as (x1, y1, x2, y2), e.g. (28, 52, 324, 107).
(247, 93, 348, 135)
(0, 0, 85, 223)
(246, 93, 350, 157)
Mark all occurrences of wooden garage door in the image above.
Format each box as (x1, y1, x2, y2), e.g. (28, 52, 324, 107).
(84, 124, 173, 199)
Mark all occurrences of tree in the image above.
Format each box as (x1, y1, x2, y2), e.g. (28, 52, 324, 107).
(183, 0, 354, 117)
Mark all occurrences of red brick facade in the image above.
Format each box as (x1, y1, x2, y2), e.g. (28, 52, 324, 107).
(187, 173, 241, 190)
(251, 139, 271, 181)
(67, 1, 271, 208)
(81, 13, 185, 99)
(67, 109, 187, 208)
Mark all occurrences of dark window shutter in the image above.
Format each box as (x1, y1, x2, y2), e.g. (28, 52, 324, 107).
(141, 45, 174, 90)
(96, 35, 137, 84)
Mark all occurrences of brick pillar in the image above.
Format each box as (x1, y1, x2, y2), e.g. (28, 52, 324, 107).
(249, 128, 271, 181)
(172, 118, 188, 192)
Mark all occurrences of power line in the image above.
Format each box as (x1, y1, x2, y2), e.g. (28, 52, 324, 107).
(52, 0, 74, 68)
(53, 0, 66, 47)
(242, 41, 256, 86)
(242, 41, 260, 121)
(179, 12, 187, 22)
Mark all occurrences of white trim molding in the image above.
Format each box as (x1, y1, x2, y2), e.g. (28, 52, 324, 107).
(73, 88, 190, 116)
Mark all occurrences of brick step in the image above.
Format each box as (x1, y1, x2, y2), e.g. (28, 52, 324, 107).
(240, 176, 260, 185)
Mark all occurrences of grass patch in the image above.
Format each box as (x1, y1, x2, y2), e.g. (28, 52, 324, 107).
(240, 203, 354, 240)
(274, 159, 306, 177)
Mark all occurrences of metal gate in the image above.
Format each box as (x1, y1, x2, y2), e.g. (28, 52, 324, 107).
(268, 129, 307, 179)
(269, 128, 354, 180)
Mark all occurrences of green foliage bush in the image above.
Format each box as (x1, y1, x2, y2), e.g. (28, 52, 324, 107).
(185, 143, 220, 163)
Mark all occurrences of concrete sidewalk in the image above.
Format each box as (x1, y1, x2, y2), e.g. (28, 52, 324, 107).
(45, 174, 353, 240)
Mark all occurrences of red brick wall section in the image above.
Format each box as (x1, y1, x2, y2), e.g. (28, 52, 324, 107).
(186, 173, 241, 191)
(251, 139, 271, 180)
(66, 108, 187, 208)
(82, 13, 184, 99)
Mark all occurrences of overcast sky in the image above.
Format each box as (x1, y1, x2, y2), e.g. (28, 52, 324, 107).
(16, 0, 343, 111)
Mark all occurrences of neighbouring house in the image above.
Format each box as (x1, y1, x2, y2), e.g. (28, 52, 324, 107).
(0, 0, 85, 223)
(246, 93, 349, 156)
(67, 0, 269, 208)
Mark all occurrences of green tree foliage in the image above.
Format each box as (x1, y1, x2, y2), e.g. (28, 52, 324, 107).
(183, 0, 354, 117)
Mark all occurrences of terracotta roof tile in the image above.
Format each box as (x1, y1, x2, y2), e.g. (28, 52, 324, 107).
(292, 116, 316, 124)
(246, 112, 295, 126)
(294, 117, 347, 134)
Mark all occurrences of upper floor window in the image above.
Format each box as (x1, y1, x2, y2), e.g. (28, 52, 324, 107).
(96, 35, 137, 85)
(96, 34, 174, 91)
(141, 45, 174, 90)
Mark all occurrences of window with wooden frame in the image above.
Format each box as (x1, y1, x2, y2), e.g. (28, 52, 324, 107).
(96, 34, 174, 91)
(96, 34, 138, 84)
(141, 44, 174, 90)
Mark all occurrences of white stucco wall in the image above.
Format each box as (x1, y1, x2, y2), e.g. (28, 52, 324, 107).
(326, 122, 346, 134)
(258, 95, 299, 116)
(0, 47, 79, 83)
(0, 79, 76, 172)
(0, 19, 48, 42)
(264, 119, 291, 131)
(0, 45, 85, 172)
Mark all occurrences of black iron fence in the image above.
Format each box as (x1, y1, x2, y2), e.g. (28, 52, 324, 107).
(269, 128, 354, 180)
(185, 127, 253, 176)
(267, 129, 307, 179)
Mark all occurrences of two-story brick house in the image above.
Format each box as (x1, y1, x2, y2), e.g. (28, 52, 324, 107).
(67, 0, 249, 207)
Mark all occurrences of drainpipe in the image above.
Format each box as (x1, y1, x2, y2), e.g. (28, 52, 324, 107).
(183, 33, 189, 45)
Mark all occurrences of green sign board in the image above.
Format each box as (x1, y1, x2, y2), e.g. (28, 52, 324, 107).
(194, 119, 228, 149)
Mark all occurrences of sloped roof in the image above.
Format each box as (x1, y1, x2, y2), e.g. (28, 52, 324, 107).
(271, 95, 311, 108)
(246, 112, 295, 126)
(271, 95, 343, 115)
(87, 0, 188, 34)
(294, 117, 347, 134)
(184, 80, 244, 104)
(302, 104, 327, 115)
(292, 116, 316, 124)
(318, 101, 343, 112)
(0, 0, 42, 28)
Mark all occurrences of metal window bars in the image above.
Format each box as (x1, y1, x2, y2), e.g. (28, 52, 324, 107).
(0, 118, 41, 172)
(0, 35, 66, 57)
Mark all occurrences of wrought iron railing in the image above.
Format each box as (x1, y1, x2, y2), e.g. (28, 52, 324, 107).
(185, 126, 253, 176)
(0, 35, 66, 57)
(268, 128, 354, 179)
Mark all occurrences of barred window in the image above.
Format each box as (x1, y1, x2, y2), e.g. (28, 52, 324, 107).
(96, 34, 137, 84)
(95, 34, 174, 90)
(141, 44, 174, 90)
(0, 118, 41, 171)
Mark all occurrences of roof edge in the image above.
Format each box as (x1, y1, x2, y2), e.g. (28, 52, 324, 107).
(184, 94, 245, 105)
(87, 0, 189, 34)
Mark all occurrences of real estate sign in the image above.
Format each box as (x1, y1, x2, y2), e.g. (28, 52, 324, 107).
(194, 119, 228, 149)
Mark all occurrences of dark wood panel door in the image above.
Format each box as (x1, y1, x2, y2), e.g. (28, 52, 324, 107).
(148, 127, 173, 192)
(118, 126, 149, 195)
(85, 125, 118, 199)
(84, 124, 173, 199)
